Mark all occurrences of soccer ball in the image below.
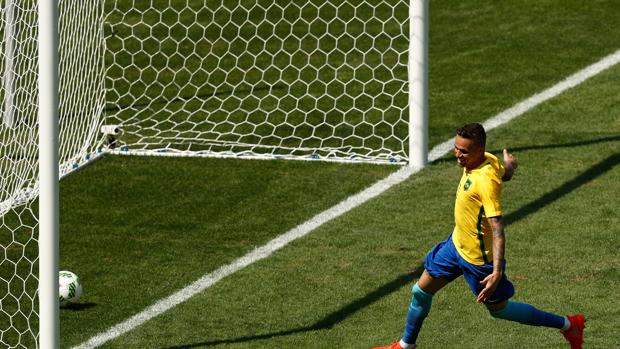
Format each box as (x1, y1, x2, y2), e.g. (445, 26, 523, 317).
(59, 271, 82, 307)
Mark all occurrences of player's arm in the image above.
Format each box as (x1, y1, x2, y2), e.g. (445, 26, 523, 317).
(477, 216, 505, 303)
(489, 216, 505, 274)
(501, 149, 518, 182)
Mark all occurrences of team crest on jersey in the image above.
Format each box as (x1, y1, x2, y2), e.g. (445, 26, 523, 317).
(464, 178, 472, 191)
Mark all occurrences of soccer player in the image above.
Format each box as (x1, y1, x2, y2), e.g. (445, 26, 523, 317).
(373, 123, 585, 349)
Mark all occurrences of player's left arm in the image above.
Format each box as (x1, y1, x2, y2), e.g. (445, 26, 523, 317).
(476, 169, 506, 303)
(477, 216, 505, 303)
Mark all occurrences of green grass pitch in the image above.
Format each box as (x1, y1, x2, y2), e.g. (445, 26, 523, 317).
(21, 0, 620, 348)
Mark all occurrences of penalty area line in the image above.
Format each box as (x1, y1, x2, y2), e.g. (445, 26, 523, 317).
(73, 48, 620, 349)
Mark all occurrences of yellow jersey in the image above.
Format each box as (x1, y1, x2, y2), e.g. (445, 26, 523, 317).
(452, 152, 505, 265)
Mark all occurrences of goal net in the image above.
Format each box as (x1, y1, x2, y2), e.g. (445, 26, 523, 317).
(0, 0, 415, 346)
(104, 0, 410, 164)
(0, 1, 104, 347)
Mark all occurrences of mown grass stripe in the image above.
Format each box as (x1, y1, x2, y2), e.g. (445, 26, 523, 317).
(73, 48, 620, 349)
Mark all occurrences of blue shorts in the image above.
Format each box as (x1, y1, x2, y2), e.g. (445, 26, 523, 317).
(424, 235, 515, 304)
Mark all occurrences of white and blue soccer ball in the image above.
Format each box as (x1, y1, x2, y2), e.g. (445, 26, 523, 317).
(59, 271, 82, 307)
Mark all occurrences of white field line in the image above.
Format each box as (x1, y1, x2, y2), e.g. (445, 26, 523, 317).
(429, 48, 620, 160)
(73, 48, 620, 349)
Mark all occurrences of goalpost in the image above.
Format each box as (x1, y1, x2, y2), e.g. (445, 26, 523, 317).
(0, 0, 427, 347)
(1, 1, 105, 348)
(38, 2, 60, 348)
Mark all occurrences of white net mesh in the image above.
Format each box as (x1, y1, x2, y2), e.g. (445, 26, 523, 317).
(1, 0, 410, 346)
(105, 0, 410, 164)
(0, 1, 105, 347)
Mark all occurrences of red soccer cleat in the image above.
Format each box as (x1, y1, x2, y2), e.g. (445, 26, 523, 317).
(372, 342, 416, 349)
(560, 314, 586, 349)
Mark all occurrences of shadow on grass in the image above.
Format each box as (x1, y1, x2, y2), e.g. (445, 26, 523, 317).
(160, 265, 425, 349)
(504, 151, 620, 225)
(164, 149, 619, 348)
(434, 134, 620, 164)
(61, 302, 97, 311)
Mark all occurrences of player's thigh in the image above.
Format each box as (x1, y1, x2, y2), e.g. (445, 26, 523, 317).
(461, 263, 515, 304)
(418, 269, 450, 294)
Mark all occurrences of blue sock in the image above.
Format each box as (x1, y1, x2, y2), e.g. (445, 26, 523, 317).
(402, 283, 433, 345)
(489, 301, 565, 329)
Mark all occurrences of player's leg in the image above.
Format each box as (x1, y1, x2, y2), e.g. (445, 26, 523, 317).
(461, 259, 568, 329)
(400, 271, 449, 347)
(373, 271, 448, 349)
(486, 301, 585, 349)
(486, 300, 566, 328)
(459, 258, 585, 348)
(373, 236, 461, 349)
(417, 269, 450, 293)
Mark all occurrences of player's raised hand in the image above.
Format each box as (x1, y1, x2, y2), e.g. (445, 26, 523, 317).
(502, 149, 518, 181)
(503, 149, 518, 169)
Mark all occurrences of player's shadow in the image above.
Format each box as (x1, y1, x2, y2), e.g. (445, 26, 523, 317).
(163, 148, 619, 349)
(160, 265, 425, 349)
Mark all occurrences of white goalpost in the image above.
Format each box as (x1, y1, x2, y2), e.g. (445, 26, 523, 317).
(409, 0, 428, 169)
(1, 1, 105, 348)
(38, 1, 60, 347)
(0, 0, 428, 347)
(3, 0, 16, 128)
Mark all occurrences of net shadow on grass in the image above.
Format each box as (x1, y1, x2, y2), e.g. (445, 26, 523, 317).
(160, 265, 425, 349)
(161, 150, 619, 348)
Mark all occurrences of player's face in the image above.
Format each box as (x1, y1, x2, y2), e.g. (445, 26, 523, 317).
(454, 135, 484, 169)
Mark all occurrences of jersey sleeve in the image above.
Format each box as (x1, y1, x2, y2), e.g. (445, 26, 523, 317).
(478, 172, 503, 217)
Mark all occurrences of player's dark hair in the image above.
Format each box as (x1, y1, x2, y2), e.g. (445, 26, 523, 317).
(456, 123, 486, 147)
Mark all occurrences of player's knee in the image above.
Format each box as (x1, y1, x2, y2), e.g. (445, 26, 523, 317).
(488, 306, 507, 320)
(410, 283, 433, 316)
(486, 300, 508, 317)
(487, 301, 518, 321)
